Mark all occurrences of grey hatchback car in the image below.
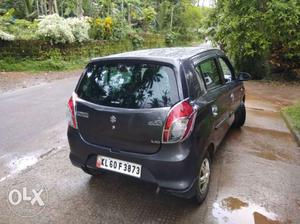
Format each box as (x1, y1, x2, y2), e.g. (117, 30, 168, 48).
(67, 47, 251, 204)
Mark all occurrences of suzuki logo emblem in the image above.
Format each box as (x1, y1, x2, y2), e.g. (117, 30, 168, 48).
(110, 115, 117, 123)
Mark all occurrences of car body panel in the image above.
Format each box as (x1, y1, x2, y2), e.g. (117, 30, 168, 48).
(67, 46, 246, 197)
(76, 98, 170, 154)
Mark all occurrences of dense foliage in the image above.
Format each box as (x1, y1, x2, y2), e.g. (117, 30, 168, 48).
(0, 29, 14, 41)
(0, 0, 208, 43)
(66, 17, 90, 42)
(0, 34, 166, 71)
(206, 0, 300, 79)
(37, 14, 75, 44)
(0, 0, 299, 79)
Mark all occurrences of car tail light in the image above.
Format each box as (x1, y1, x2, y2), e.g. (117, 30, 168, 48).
(162, 99, 197, 143)
(66, 93, 78, 129)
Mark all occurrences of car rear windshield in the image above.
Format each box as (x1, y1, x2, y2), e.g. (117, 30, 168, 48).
(76, 62, 179, 109)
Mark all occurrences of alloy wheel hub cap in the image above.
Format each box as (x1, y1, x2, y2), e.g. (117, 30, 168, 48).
(199, 158, 210, 194)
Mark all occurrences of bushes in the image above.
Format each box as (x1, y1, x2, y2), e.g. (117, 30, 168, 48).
(89, 17, 113, 40)
(6, 19, 38, 40)
(130, 33, 144, 49)
(36, 14, 90, 44)
(0, 8, 15, 41)
(175, 4, 206, 41)
(206, 0, 300, 79)
(140, 7, 156, 31)
(0, 33, 167, 60)
(66, 17, 90, 42)
(165, 32, 177, 47)
(0, 32, 190, 62)
(265, 0, 300, 75)
(0, 9, 38, 40)
(0, 30, 15, 41)
(0, 34, 169, 71)
(37, 14, 75, 44)
(89, 16, 128, 41)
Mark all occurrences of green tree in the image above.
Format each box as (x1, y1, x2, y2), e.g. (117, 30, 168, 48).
(175, 2, 205, 40)
(141, 6, 156, 31)
(264, 0, 300, 76)
(207, 0, 300, 79)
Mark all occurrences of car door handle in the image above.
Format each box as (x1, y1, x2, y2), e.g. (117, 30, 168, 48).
(211, 105, 218, 117)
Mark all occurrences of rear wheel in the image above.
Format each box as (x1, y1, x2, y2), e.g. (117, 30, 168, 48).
(82, 167, 105, 176)
(232, 102, 246, 128)
(195, 152, 211, 204)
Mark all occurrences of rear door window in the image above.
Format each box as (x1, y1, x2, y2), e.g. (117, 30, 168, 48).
(76, 62, 179, 109)
(196, 58, 222, 89)
(219, 57, 234, 83)
(185, 67, 205, 100)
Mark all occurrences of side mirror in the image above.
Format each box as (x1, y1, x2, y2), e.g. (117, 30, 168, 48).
(237, 72, 251, 81)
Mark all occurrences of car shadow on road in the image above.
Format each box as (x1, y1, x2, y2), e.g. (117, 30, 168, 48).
(77, 131, 240, 223)
(84, 172, 203, 223)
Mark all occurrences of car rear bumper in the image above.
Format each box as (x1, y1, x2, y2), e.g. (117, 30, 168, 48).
(68, 126, 200, 198)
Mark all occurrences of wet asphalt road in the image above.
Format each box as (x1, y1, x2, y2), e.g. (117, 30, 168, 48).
(0, 77, 78, 180)
(0, 80, 300, 224)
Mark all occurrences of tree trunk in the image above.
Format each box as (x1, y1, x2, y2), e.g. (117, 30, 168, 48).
(53, 0, 58, 14)
(121, 0, 124, 19)
(77, 0, 83, 17)
(36, 0, 40, 16)
(39, 0, 44, 15)
(23, 0, 29, 16)
(58, 0, 64, 16)
(128, 3, 131, 26)
(170, 5, 174, 31)
(23, 0, 34, 17)
(48, 0, 54, 14)
(41, 0, 47, 15)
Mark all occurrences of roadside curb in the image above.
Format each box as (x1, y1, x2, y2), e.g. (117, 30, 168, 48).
(281, 111, 300, 147)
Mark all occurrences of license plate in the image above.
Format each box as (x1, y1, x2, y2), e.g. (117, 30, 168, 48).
(96, 156, 142, 178)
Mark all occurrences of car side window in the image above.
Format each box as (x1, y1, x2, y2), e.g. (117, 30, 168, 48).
(219, 58, 233, 83)
(196, 58, 221, 89)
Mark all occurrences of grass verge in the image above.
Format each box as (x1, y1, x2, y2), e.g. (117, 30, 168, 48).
(282, 102, 300, 146)
(0, 57, 88, 72)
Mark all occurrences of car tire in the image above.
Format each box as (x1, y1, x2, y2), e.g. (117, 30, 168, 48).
(195, 152, 211, 205)
(232, 102, 246, 128)
(82, 167, 105, 176)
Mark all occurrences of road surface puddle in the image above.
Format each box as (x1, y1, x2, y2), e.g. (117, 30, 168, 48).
(251, 150, 292, 162)
(9, 155, 38, 173)
(0, 156, 39, 182)
(212, 197, 285, 224)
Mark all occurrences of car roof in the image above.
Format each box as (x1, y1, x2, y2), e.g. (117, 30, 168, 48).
(91, 45, 220, 64)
